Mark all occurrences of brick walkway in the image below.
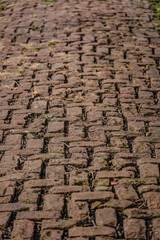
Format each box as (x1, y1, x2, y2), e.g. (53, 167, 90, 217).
(0, 0, 160, 239)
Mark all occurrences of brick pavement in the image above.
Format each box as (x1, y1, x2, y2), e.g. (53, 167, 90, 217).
(0, 0, 160, 239)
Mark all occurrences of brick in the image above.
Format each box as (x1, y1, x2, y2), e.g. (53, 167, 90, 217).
(124, 208, 160, 219)
(70, 171, 88, 186)
(49, 185, 89, 194)
(102, 199, 134, 210)
(0, 181, 15, 196)
(32, 100, 46, 110)
(72, 191, 114, 202)
(0, 203, 30, 212)
(71, 196, 89, 216)
(23, 160, 42, 173)
(48, 143, 64, 154)
(96, 171, 134, 179)
(24, 179, 58, 188)
(45, 165, 64, 185)
(5, 134, 21, 145)
(139, 164, 159, 179)
(0, 0, 160, 238)
(88, 130, 106, 142)
(41, 229, 63, 240)
(69, 226, 116, 238)
(42, 219, 77, 230)
(87, 111, 102, 122)
(11, 220, 34, 239)
(16, 211, 61, 220)
(26, 138, 43, 150)
(128, 121, 145, 132)
(152, 218, 160, 240)
(143, 192, 160, 209)
(43, 194, 64, 212)
(96, 208, 117, 227)
(19, 189, 39, 205)
(0, 212, 11, 227)
(115, 184, 139, 200)
(47, 121, 64, 133)
(0, 196, 12, 204)
(67, 107, 82, 117)
(124, 219, 146, 239)
(138, 185, 160, 194)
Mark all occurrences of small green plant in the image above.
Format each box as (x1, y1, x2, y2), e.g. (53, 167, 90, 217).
(42, 114, 53, 120)
(32, 25, 38, 31)
(150, 0, 160, 22)
(74, 180, 84, 186)
(39, 27, 43, 33)
(133, 180, 144, 186)
(0, 1, 4, 11)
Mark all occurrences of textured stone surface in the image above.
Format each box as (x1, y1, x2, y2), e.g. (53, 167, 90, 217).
(0, 0, 160, 239)
(124, 219, 146, 239)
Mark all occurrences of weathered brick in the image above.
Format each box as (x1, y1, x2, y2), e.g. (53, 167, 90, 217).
(96, 171, 134, 179)
(139, 164, 159, 179)
(72, 191, 114, 202)
(124, 219, 146, 239)
(96, 208, 117, 227)
(0, 0, 160, 238)
(41, 229, 63, 240)
(143, 192, 160, 209)
(26, 138, 43, 150)
(16, 210, 61, 220)
(47, 121, 64, 133)
(115, 184, 139, 200)
(43, 194, 64, 212)
(69, 226, 116, 238)
(0, 212, 11, 227)
(0, 203, 30, 212)
(11, 220, 34, 239)
(45, 165, 64, 185)
(152, 218, 160, 240)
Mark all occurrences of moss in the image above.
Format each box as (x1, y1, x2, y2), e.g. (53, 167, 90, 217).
(0, 225, 6, 230)
(133, 180, 144, 186)
(74, 180, 84, 186)
(149, 0, 160, 22)
(0, 1, 4, 11)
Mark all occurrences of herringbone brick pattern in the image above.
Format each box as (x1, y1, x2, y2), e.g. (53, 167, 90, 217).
(0, 0, 160, 239)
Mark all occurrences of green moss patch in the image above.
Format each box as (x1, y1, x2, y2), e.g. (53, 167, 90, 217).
(149, 0, 160, 22)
